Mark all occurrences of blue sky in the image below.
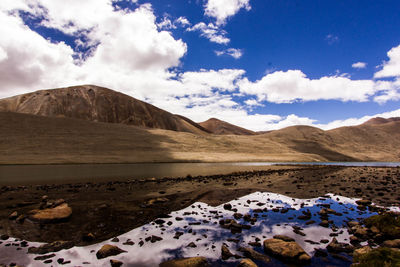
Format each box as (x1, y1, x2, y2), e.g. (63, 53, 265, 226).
(0, 0, 400, 130)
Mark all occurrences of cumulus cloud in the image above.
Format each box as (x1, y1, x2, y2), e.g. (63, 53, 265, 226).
(204, 0, 251, 25)
(215, 48, 243, 59)
(352, 62, 367, 69)
(237, 70, 376, 103)
(374, 44, 400, 78)
(187, 22, 230, 44)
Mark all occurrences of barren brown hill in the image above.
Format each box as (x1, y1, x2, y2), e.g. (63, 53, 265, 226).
(199, 118, 256, 135)
(363, 117, 400, 125)
(0, 112, 399, 164)
(0, 85, 209, 135)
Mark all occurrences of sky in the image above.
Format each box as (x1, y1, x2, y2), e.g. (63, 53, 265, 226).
(0, 0, 400, 131)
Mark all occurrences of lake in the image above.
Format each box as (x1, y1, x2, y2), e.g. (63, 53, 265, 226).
(0, 162, 399, 186)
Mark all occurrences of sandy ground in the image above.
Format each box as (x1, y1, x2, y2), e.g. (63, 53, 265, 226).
(0, 165, 399, 248)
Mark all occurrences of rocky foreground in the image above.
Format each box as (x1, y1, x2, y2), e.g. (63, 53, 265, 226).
(0, 165, 399, 266)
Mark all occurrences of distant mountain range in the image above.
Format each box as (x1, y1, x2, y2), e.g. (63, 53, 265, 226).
(0, 85, 399, 164)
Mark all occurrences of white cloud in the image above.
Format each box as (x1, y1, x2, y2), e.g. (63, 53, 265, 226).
(244, 99, 262, 107)
(215, 48, 243, 59)
(374, 44, 400, 78)
(174, 16, 191, 27)
(204, 0, 251, 25)
(237, 70, 376, 103)
(157, 16, 176, 30)
(352, 62, 367, 69)
(187, 22, 230, 44)
(0, 1, 187, 98)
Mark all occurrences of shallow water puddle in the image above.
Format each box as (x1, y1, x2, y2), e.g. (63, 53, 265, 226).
(1, 192, 399, 266)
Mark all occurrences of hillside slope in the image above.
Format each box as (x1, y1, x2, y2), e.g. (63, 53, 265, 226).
(199, 118, 256, 135)
(0, 112, 399, 164)
(0, 85, 209, 135)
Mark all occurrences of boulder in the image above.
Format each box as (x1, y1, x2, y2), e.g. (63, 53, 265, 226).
(273, 235, 295, 242)
(326, 238, 354, 253)
(110, 259, 123, 267)
(28, 241, 74, 254)
(221, 245, 234, 260)
(96, 244, 126, 259)
(353, 246, 372, 258)
(29, 203, 72, 223)
(159, 257, 210, 267)
(238, 247, 270, 264)
(263, 238, 310, 263)
(382, 239, 400, 248)
(237, 259, 258, 267)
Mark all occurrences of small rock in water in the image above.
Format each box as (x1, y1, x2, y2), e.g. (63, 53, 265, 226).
(96, 244, 126, 259)
(263, 238, 311, 263)
(237, 258, 258, 267)
(110, 259, 123, 267)
(159, 257, 209, 267)
(221, 244, 234, 260)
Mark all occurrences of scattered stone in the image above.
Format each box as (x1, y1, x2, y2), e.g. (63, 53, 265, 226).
(263, 238, 311, 263)
(0, 234, 9, 240)
(159, 257, 210, 267)
(28, 241, 74, 254)
(82, 233, 95, 242)
(238, 247, 270, 264)
(110, 259, 123, 267)
(9, 211, 18, 220)
(223, 203, 232, 210)
(146, 198, 169, 205)
(353, 246, 372, 258)
(111, 237, 119, 242)
(326, 237, 354, 253)
(382, 239, 400, 248)
(145, 235, 163, 243)
(34, 253, 56, 261)
(237, 258, 258, 267)
(273, 235, 294, 242)
(96, 244, 126, 259)
(187, 242, 197, 248)
(29, 203, 72, 223)
(221, 244, 234, 260)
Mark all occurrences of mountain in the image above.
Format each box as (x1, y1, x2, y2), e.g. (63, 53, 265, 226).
(362, 117, 400, 125)
(0, 111, 399, 164)
(0, 85, 209, 135)
(199, 118, 256, 135)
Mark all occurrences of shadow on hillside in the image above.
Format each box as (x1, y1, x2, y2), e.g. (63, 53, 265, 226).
(290, 140, 357, 161)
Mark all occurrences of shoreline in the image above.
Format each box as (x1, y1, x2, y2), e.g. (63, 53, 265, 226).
(1, 165, 399, 247)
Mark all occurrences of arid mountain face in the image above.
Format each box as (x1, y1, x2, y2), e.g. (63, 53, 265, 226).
(362, 117, 400, 125)
(0, 85, 399, 164)
(199, 118, 256, 135)
(0, 85, 209, 135)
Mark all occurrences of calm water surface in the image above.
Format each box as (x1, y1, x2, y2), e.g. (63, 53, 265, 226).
(0, 162, 399, 185)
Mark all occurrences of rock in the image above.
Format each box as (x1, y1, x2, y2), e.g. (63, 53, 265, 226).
(238, 247, 270, 264)
(111, 237, 119, 242)
(0, 234, 9, 240)
(326, 237, 354, 253)
(237, 259, 258, 267)
(233, 213, 243, 219)
(382, 239, 400, 248)
(28, 241, 74, 254)
(29, 203, 72, 223)
(223, 203, 232, 210)
(273, 235, 295, 242)
(9, 211, 18, 220)
(263, 238, 310, 263)
(353, 246, 372, 258)
(96, 244, 126, 259)
(146, 198, 169, 205)
(145, 235, 163, 243)
(34, 253, 56, 261)
(221, 244, 234, 260)
(159, 257, 210, 267)
(187, 242, 197, 248)
(356, 199, 372, 206)
(110, 259, 123, 267)
(82, 233, 95, 242)
(319, 220, 329, 227)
